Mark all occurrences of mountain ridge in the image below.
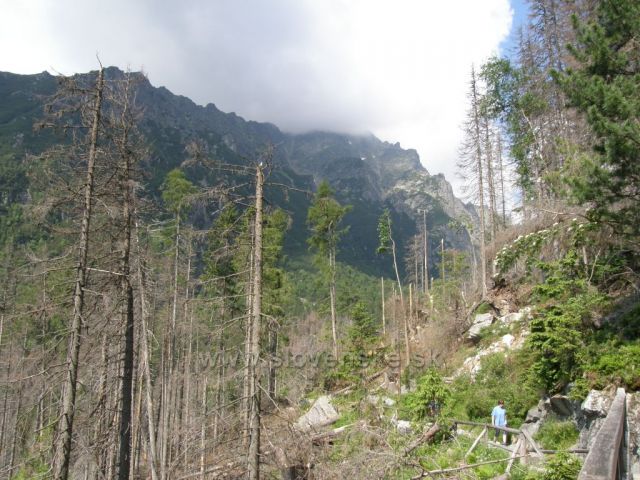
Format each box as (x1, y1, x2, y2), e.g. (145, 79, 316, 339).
(0, 66, 476, 277)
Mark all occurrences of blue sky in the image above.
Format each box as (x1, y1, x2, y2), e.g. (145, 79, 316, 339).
(502, 0, 529, 59)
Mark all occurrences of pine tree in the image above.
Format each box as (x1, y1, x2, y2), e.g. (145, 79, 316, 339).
(307, 181, 351, 360)
(557, 0, 640, 237)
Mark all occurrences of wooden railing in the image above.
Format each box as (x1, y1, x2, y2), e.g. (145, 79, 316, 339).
(578, 388, 628, 480)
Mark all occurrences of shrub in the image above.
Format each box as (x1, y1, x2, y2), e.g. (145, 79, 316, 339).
(543, 452, 581, 480)
(534, 420, 579, 450)
(402, 368, 451, 420)
(525, 256, 608, 393)
(449, 352, 537, 427)
(588, 344, 640, 390)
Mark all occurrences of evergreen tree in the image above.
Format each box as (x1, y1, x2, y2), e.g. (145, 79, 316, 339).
(307, 181, 351, 359)
(262, 208, 291, 398)
(557, 0, 640, 237)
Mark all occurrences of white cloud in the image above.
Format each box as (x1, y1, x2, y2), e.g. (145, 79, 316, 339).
(0, 0, 512, 195)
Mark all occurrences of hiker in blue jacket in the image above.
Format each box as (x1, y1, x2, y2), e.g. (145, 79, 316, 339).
(491, 400, 507, 444)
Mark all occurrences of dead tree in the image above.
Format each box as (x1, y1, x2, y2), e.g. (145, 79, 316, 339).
(248, 162, 264, 480)
(52, 67, 105, 480)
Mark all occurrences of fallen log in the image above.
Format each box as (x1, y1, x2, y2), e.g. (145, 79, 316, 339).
(405, 423, 441, 455)
(465, 427, 487, 458)
(453, 419, 521, 435)
(310, 424, 352, 446)
(411, 454, 529, 479)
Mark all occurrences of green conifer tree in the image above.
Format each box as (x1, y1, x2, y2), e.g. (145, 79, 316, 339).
(307, 181, 351, 359)
(557, 0, 640, 237)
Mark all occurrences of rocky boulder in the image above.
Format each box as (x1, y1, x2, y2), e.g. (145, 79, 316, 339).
(467, 313, 495, 341)
(295, 395, 339, 431)
(525, 398, 550, 424)
(498, 307, 532, 326)
(576, 388, 617, 452)
(549, 394, 575, 417)
(581, 390, 612, 418)
(455, 333, 527, 378)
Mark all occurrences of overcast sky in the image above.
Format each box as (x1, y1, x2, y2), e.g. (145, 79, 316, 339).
(1, 0, 517, 195)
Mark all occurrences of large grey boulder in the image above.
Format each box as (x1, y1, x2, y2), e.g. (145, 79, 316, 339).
(581, 390, 612, 418)
(576, 389, 617, 451)
(393, 419, 412, 434)
(467, 313, 495, 340)
(499, 307, 532, 325)
(295, 395, 339, 431)
(525, 399, 549, 424)
(549, 394, 574, 417)
(520, 421, 541, 438)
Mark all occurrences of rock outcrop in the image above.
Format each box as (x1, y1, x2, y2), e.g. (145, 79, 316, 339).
(295, 395, 339, 431)
(467, 313, 495, 341)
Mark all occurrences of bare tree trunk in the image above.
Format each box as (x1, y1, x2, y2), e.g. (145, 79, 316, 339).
(53, 67, 104, 480)
(248, 164, 264, 480)
(159, 336, 169, 480)
(95, 336, 109, 478)
(183, 241, 193, 443)
(496, 133, 507, 225)
(243, 233, 254, 447)
(413, 238, 420, 288)
(403, 289, 411, 369)
(117, 75, 136, 480)
(133, 215, 159, 480)
(160, 207, 182, 480)
(422, 209, 429, 295)
(267, 320, 278, 400)
(9, 339, 26, 480)
(440, 239, 446, 302)
(9, 379, 23, 480)
(131, 355, 144, 479)
(381, 278, 385, 335)
(390, 234, 404, 308)
(106, 374, 120, 480)
(409, 283, 414, 330)
(328, 249, 338, 360)
(0, 349, 9, 464)
(470, 67, 487, 297)
(200, 375, 208, 479)
(483, 118, 497, 241)
(213, 310, 224, 445)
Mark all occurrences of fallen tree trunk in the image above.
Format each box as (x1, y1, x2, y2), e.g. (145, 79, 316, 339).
(411, 454, 529, 479)
(405, 423, 441, 455)
(311, 424, 352, 446)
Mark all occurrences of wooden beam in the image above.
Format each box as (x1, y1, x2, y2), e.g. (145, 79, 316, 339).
(521, 429, 544, 457)
(465, 427, 487, 458)
(411, 454, 529, 479)
(506, 438, 523, 474)
(454, 419, 521, 435)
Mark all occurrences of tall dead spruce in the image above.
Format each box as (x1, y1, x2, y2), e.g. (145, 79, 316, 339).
(248, 162, 264, 480)
(112, 72, 139, 480)
(52, 67, 105, 480)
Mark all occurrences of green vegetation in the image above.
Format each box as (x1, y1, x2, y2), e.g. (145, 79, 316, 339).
(401, 368, 451, 421)
(448, 353, 538, 428)
(0, 1, 639, 477)
(542, 452, 582, 480)
(534, 419, 579, 451)
(557, 0, 640, 237)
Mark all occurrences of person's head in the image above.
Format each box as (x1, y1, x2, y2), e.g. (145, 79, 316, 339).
(498, 400, 504, 406)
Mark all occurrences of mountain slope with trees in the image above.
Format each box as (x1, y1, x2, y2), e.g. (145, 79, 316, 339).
(0, 0, 638, 478)
(0, 67, 474, 278)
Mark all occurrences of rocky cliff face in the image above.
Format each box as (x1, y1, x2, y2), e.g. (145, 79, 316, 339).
(281, 131, 478, 255)
(0, 67, 476, 276)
